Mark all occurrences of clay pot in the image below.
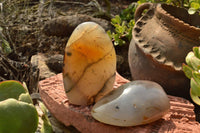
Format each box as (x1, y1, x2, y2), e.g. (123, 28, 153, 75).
(128, 3, 200, 98)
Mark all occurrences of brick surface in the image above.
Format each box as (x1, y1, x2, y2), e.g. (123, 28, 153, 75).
(39, 73, 200, 133)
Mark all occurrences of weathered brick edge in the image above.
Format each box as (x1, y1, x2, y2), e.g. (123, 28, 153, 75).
(39, 73, 200, 133)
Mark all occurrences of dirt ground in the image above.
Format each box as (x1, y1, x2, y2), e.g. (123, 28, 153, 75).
(1, 0, 200, 132)
(0, 0, 133, 86)
(0, 0, 133, 132)
(0, 0, 133, 75)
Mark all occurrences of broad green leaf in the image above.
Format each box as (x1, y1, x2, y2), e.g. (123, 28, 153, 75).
(22, 82, 29, 93)
(18, 93, 33, 104)
(192, 71, 200, 85)
(185, 51, 200, 70)
(188, 7, 197, 14)
(193, 47, 200, 59)
(190, 2, 200, 9)
(182, 64, 193, 79)
(190, 88, 200, 105)
(185, 52, 194, 65)
(0, 99, 38, 133)
(190, 78, 200, 96)
(0, 80, 27, 102)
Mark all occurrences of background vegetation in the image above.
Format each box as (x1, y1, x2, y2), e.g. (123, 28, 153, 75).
(0, 0, 200, 54)
(108, 0, 200, 46)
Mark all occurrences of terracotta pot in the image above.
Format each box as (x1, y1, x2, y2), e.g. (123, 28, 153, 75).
(128, 3, 200, 98)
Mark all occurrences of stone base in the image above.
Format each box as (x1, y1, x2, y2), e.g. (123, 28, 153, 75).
(39, 73, 200, 133)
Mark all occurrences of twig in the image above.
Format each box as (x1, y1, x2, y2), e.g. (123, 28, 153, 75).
(0, 55, 17, 79)
(54, 1, 88, 6)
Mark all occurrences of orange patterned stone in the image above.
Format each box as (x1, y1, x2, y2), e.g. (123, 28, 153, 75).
(63, 22, 116, 105)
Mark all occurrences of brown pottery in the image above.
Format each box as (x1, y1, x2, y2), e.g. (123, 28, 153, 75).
(128, 3, 200, 98)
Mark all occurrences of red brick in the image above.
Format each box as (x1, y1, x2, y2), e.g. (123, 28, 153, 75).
(39, 73, 200, 133)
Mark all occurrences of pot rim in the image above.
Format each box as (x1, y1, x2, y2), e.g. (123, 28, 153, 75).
(156, 4, 200, 34)
(132, 3, 200, 72)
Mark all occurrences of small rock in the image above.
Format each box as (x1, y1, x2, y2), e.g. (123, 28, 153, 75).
(31, 54, 55, 80)
(46, 54, 63, 73)
(42, 14, 112, 37)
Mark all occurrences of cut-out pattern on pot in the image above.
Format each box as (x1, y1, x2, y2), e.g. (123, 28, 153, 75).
(129, 3, 200, 98)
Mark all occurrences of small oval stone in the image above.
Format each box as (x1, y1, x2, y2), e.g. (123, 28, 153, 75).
(91, 80, 170, 127)
(63, 22, 116, 105)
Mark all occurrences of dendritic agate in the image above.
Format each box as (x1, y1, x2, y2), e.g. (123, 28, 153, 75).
(63, 22, 116, 105)
(91, 80, 170, 126)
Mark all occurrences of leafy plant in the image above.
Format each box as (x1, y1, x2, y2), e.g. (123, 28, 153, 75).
(187, 0, 200, 14)
(108, 0, 200, 46)
(0, 80, 38, 133)
(0, 80, 53, 133)
(107, 3, 136, 46)
(183, 47, 200, 105)
(39, 101, 54, 133)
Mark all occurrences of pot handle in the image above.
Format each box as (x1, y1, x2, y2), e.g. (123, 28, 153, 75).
(134, 3, 153, 22)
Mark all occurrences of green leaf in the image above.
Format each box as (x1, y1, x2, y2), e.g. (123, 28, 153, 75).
(40, 117, 53, 133)
(192, 71, 200, 84)
(22, 82, 29, 93)
(120, 3, 136, 21)
(1, 38, 12, 54)
(39, 102, 53, 133)
(193, 47, 200, 59)
(0, 99, 38, 133)
(113, 34, 120, 42)
(111, 15, 121, 25)
(182, 64, 193, 79)
(0, 80, 27, 102)
(190, 88, 200, 105)
(116, 25, 123, 34)
(190, 78, 200, 96)
(185, 51, 200, 70)
(188, 7, 197, 14)
(39, 102, 48, 116)
(107, 30, 112, 39)
(128, 19, 135, 27)
(18, 93, 33, 104)
(190, 1, 200, 10)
